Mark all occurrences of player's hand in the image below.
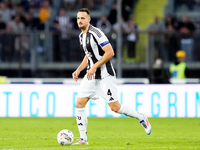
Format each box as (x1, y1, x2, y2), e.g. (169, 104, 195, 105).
(72, 70, 80, 82)
(87, 67, 96, 80)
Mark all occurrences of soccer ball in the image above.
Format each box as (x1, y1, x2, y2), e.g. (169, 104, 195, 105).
(57, 129, 74, 146)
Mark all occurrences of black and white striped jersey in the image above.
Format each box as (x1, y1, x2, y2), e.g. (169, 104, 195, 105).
(79, 25, 115, 79)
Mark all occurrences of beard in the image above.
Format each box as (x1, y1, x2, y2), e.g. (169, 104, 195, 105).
(78, 26, 86, 30)
(78, 26, 85, 30)
(78, 23, 87, 30)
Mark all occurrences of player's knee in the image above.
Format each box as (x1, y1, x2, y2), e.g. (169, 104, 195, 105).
(110, 105, 120, 112)
(75, 101, 84, 108)
(108, 101, 121, 112)
(75, 98, 88, 108)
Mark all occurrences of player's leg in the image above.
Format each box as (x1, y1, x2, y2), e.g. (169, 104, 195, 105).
(108, 100, 152, 135)
(98, 76, 152, 135)
(74, 97, 89, 145)
(98, 76, 143, 119)
(108, 101, 142, 119)
(73, 75, 96, 145)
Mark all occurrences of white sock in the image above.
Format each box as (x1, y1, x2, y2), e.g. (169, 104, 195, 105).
(117, 105, 143, 121)
(75, 108, 88, 140)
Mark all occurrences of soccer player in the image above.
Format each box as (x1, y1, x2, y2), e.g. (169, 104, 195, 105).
(72, 8, 152, 145)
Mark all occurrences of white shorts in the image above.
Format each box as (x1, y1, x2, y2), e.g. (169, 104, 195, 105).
(77, 75, 119, 103)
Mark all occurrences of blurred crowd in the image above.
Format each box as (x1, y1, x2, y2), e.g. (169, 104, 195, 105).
(0, 0, 199, 65)
(0, 0, 134, 31)
(0, 0, 136, 63)
(147, 14, 199, 63)
(174, 0, 200, 11)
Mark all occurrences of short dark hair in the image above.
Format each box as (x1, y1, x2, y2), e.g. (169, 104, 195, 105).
(78, 8, 90, 16)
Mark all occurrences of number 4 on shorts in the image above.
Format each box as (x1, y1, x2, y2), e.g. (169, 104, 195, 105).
(107, 89, 112, 96)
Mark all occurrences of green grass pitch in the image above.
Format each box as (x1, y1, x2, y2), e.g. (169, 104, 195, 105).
(0, 117, 200, 150)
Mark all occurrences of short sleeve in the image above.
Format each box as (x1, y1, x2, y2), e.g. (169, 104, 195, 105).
(94, 29, 110, 48)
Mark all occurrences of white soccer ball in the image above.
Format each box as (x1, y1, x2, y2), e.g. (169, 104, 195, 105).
(57, 129, 74, 146)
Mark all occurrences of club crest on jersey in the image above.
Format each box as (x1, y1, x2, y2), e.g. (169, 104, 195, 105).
(87, 37, 89, 44)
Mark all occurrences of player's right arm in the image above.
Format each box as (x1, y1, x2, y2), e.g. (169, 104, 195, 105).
(72, 56, 88, 82)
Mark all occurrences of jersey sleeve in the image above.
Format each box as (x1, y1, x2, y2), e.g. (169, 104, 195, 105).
(95, 29, 110, 48)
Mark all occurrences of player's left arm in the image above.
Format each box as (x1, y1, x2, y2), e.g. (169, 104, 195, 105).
(87, 43, 114, 80)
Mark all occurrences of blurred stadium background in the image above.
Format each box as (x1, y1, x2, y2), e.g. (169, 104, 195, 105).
(0, 1, 200, 149)
(0, 0, 199, 84)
